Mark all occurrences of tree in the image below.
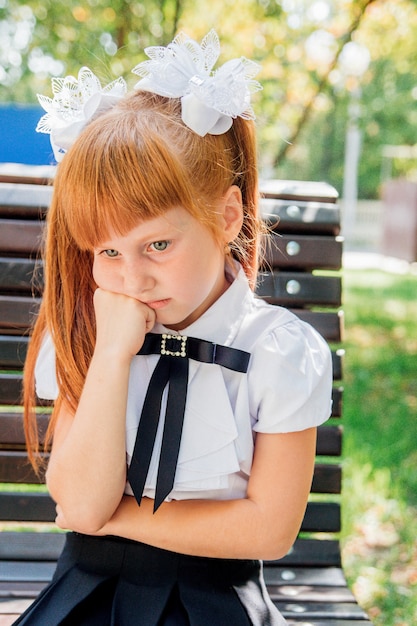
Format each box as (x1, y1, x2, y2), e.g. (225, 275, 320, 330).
(1, 0, 417, 197)
(0, 0, 185, 99)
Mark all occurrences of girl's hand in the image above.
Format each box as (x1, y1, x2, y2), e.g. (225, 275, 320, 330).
(93, 288, 156, 358)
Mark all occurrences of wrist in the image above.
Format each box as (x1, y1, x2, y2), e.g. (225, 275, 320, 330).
(92, 343, 134, 368)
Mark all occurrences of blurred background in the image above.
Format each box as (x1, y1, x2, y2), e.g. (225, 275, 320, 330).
(2, 0, 417, 260)
(1, 1, 416, 623)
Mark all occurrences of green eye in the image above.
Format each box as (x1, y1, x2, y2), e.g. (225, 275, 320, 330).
(104, 249, 119, 257)
(151, 241, 169, 251)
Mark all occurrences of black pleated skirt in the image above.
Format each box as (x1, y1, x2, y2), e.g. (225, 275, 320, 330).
(13, 533, 286, 625)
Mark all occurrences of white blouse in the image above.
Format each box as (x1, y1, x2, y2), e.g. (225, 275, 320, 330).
(35, 265, 333, 502)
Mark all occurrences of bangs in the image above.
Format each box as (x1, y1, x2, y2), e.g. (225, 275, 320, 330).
(52, 108, 197, 250)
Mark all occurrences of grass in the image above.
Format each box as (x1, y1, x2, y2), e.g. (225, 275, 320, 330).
(340, 266, 417, 625)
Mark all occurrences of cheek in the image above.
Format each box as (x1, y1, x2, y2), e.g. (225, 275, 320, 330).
(92, 263, 98, 283)
(92, 261, 114, 289)
(92, 261, 101, 286)
(187, 253, 221, 293)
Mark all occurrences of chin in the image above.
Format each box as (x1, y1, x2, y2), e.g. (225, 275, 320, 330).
(156, 314, 181, 329)
(157, 308, 197, 331)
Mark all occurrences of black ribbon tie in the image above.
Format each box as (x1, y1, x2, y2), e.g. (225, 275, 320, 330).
(127, 333, 250, 512)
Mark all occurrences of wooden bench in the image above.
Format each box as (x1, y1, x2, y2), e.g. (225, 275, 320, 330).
(0, 167, 372, 625)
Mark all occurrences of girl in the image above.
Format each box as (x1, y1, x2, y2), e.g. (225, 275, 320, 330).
(17, 31, 332, 626)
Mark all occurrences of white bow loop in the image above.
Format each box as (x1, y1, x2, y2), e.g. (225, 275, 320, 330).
(36, 67, 127, 162)
(132, 30, 262, 136)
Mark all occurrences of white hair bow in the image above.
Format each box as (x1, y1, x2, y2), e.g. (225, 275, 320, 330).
(132, 30, 262, 136)
(36, 67, 127, 162)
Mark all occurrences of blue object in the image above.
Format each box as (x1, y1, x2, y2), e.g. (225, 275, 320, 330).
(0, 104, 56, 165)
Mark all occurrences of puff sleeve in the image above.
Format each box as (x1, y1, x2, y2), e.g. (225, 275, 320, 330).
(249, 318, 333, 433)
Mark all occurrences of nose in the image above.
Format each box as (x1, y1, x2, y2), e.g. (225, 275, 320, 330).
(123, 260, 155, 298)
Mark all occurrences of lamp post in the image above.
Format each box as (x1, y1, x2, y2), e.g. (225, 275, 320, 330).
(339, 42, 370, 246)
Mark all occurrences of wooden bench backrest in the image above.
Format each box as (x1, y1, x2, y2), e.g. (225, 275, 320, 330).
(0, 173, 343, 568)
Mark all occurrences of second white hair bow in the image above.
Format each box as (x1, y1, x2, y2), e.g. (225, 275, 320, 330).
(36, 67, 127, 162)
(132, 30, 262, 136)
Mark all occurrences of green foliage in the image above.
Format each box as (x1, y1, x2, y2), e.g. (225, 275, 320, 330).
(1, 0, 417, 197)
(0, 0, 184, 101)
(341, 268, 417, 624)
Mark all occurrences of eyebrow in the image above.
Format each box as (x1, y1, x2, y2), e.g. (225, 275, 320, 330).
(97, 223, 188, 249)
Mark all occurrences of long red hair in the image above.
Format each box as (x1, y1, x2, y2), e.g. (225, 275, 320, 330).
(23, 90, 262, 469)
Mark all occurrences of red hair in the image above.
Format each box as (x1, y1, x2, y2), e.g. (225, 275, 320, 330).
(23, 90, 262, 469)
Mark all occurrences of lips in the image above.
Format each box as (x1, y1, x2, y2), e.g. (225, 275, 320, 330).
(145, 299, 171, 310)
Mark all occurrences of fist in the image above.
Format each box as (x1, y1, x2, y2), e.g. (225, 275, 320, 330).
(93, 288, 156, 358)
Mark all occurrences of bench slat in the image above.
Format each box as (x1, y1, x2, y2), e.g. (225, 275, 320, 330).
(0, 493, 340, 532)
(279, 601, 370, 621)
(260, 179, 339, 203)
(0, 604, 371, 626)
(1, 262, 341, 307)
(302, 502, 340, 533)
(0, 414, 50, 447)
(0, 182, 52, 216)
(0, 388, 343, 424)
(256, 273, 342, 307)
(331, 387, 342, 418)
(1, 563, 354, 592)
(274, 585, 353, 606)
(266, 234, 342, 271)
(0, 533, 64, 561)
(260, 200, 340, 236)
(0, 457, 342, 497)
(0, 374, 22, 406)
(0, 220, 43, 255)
(0, 310, 342, 368)
(271, 585, 355, 603)
(0, 561, 54, 583)
(265, 566, 347, 589)
(0, 493, 54, 522)
(0, 309, 342, 346)
(332, 351, 343, 381)
(0, 581, 370, 617)
(292, 310, 343, 343)
(316, 426, 342, 457)
(0, 366, 343, 407)
(0, 336, 29, 368)
(0, 580, 46, 596)
(0, 454, 341, 492)
(0, 533, 342, 567)
(312, 464, 341, 494)
(0, 295, 39, 333)
(0, 453, 46, 484)
(0, 258, 40, 293)
(0, 455, 341, 498)
(2, 563, 367, 614)
(1, 415, 341, 455)
(0, 607, 371, 626)
(285, 621, 371, 625)
(0, 262, 341, 307)
(287, 615, 371, 626)
(277, 538, 341, 568)
(0, 319, 343, 370)
(0, 584, 367, 622)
